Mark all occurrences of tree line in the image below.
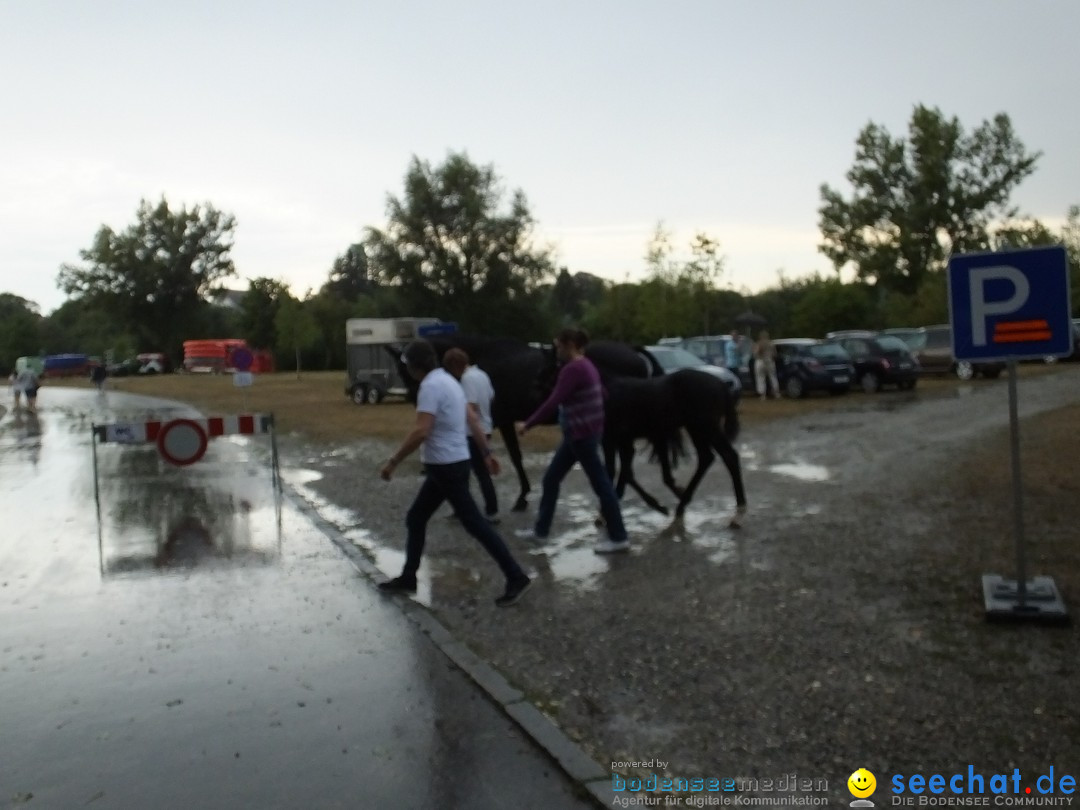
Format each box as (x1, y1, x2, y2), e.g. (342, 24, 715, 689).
(2, 105, 1077, 376)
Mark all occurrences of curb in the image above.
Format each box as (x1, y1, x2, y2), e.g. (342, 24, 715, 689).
(283, 481, 616, 808)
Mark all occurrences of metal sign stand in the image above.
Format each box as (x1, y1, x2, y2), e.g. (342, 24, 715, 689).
(981, 361, 1068, 623)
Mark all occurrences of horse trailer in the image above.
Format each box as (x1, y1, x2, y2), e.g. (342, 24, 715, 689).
(344, 317, 456, 404)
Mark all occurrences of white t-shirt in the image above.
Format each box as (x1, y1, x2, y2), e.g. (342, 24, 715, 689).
(416, 368, 470, 465)
(460, 365, 495, 435)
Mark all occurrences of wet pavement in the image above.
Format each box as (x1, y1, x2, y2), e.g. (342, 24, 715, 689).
(0, 389, 595, 809)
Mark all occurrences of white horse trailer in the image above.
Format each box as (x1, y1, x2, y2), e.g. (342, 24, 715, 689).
(344, 317, 447, 404)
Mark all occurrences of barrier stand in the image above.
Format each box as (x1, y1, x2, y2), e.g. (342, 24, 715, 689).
(90, 413, 281, 573)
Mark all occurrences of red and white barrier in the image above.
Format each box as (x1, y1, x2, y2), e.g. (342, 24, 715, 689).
(93, 414, 275, 466)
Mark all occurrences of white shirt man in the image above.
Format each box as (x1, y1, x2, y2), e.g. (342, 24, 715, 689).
(460, 364, 495, 435)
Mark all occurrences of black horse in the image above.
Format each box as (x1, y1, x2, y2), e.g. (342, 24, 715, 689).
(400, 335, 550, 512)
(536, 342, 747, 524)
(605, 369, 747, 524)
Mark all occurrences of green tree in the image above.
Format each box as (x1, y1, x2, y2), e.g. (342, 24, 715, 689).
(819, 105, 1040, 295)
(240, 278, 290, 349)
(57, 197, 237, 360)
(275, 297, 321, 378)
(323, 243, 375, 300)
(364, 152, 555, 337)
(787, 277, 874, 337)
(0, 294, 43, 373)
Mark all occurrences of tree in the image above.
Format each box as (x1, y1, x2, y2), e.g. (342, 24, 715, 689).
(275, 297, 320, 378)
(57, 197, 236, 359)
(819, 105, 1040, 295)
(0, 294, 42, 374)
(364, 152, 555, 337)
(240, 277, 290, 349)
(323, 243, 375, 300)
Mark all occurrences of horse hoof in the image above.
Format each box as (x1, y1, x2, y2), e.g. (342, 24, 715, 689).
(594, 516, 607, 528)
(511, 500, 528, 513)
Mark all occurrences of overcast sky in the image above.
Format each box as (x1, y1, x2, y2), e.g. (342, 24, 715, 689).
(2, 0, 1078, 315)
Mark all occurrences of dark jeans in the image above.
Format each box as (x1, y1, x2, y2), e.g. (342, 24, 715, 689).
(535, 433, 627, 542)
(404, 460, 524, 582)
(467, 435, 498, 516)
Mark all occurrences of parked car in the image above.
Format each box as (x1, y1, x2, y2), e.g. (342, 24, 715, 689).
(107, 358, 139, 377)
(1042, 318, 1080, 363)
(898, 325, 1004, 380)
(644, 344, 742, 401)
(681, 335, 732, 367)
(825, 332, 919, 392)
(772, 339, 855, 397)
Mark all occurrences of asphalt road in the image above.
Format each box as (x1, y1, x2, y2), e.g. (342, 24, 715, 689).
(0, 388, 594, 810)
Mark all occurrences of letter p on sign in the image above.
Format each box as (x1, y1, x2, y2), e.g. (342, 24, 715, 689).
(968, 265, 1030, 346)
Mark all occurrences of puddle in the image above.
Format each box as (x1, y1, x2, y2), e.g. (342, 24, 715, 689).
(767, 461, 831, 482)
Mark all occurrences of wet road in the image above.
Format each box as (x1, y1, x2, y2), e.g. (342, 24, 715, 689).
(0, 389, 594, 809)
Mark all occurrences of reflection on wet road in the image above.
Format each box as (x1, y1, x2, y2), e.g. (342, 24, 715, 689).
(0, 389, 594, 809)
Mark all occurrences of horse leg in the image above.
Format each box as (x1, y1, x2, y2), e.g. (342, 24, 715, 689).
(712, 432, 747, 527)
(621, 439, 669, 515)
(674, 428, 716, 518)
(498, 422, 531, 512)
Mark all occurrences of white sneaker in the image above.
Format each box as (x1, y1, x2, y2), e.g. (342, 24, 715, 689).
(593, 539, 631, 554)
(514, 528, 545, 542)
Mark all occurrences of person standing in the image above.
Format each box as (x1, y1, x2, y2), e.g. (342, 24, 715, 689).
(515, 328, 629, 554)
(753, 330, 780, 399)
(443, 348, 499, 522)
(378, 340, 532, 607)
(16, 366, 41, 413)
(91, 363, 108, 393)
(9, 369, 22, 410)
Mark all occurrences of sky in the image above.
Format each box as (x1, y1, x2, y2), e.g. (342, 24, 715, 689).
(2, 0, 1079, 315)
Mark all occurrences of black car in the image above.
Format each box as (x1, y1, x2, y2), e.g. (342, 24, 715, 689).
(773, 339, 855, 397)
(826, 332, 919, 392)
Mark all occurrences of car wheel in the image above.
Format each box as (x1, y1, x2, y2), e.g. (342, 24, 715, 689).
(351, 385, 367, 405)
(365, 385, 383, 405)
(784, 376, 805, 398)
(955, 361, 975, 381)
(860, 372, 881, 393)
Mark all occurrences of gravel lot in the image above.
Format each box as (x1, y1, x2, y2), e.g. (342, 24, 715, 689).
(279, 367, 1080, 806)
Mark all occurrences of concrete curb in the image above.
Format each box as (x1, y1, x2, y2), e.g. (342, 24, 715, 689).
(283, 481, 612, 808)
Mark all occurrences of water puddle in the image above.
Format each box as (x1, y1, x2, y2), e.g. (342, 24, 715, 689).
(767, 461, 831, 482)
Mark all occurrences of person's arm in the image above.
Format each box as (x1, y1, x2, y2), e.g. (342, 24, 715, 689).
(519, 362, 582, 434)
(467, 405, 500, 475)
(380, 411, 434, 480)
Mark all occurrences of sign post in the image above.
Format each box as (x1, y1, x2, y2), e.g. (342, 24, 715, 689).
(231, 347, 255, 411)
(948, 245, 1071, 623)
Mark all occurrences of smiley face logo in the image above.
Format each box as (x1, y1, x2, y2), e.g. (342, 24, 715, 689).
(848, 768, 876, 798)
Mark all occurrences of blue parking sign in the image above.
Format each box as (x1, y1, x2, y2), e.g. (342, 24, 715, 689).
(948, 245, 1072, 361)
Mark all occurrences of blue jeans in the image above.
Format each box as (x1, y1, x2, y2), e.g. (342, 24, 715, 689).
(535, 433, 627, 542)
(403, 460, 524, 582)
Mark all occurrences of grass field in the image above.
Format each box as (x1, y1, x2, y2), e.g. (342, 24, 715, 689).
(55, 364, 1063, 447)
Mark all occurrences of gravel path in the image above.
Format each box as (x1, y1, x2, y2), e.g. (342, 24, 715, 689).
(279, 367, 1080, 806)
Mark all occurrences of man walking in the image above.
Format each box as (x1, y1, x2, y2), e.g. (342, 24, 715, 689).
(443, 348, 500, 522)
(378, 340, 532, 607)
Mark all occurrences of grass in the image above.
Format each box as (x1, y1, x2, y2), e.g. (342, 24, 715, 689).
(55, 362, 1063, 447)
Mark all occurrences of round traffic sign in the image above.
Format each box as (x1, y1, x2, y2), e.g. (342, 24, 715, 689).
(231, 347, 254, 372)
(156, 419, 209, 466)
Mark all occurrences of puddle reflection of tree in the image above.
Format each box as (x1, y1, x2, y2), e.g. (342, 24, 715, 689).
(98, 442, 277, 575)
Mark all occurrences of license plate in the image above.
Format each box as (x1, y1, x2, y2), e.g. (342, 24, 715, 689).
(833, 376, 849, 383)
(899, 362, 912, 369)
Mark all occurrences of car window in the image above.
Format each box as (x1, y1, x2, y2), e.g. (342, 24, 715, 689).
(875, 336, 911, 353)
(809, 344, 849, 362)
(843, 339, 868, 357)
(648, 347, 707, 370)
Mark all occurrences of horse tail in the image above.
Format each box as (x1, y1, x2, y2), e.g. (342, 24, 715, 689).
(648, 428, 686, 467)
(722, 388, 740, 443)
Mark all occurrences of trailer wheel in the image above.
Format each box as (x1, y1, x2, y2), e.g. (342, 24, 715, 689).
(351, 385, 367, 405)
(365, 385, 384, 405)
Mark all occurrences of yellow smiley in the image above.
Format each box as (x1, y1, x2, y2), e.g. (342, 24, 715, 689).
(848, 768, 876, 798)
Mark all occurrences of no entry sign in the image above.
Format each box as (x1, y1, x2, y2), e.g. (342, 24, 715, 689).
(156, 419, 209, 466)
